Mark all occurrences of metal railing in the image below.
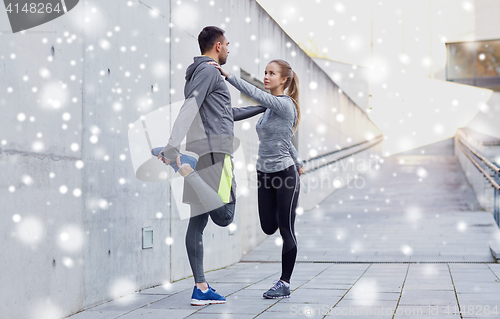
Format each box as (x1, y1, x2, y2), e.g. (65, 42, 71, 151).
(303, 135, 384, 174)
(457, 136, 500, 227)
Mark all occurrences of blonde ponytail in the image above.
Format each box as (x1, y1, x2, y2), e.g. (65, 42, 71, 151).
(288, 70, 300, 134)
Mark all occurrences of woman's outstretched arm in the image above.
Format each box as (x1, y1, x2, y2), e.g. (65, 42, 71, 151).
(225, 73, 295, 120)
(232, 105, 266, 121)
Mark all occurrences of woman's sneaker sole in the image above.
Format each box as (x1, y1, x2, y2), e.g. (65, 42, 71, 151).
(191, 299, 226, 306)
(263, 293, 290, 299)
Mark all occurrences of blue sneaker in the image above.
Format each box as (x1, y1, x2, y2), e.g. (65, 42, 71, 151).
(191, 284, 226, 306)
(151, 147, 199, 173)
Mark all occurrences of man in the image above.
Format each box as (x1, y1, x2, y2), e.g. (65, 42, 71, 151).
(155, 26, 265, 305)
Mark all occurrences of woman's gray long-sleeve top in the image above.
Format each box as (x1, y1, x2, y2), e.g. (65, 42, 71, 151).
(226, 73, 304, 173)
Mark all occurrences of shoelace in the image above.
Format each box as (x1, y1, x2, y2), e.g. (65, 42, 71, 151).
(207, 285, 217, 293)
(269, 280, 284, 291)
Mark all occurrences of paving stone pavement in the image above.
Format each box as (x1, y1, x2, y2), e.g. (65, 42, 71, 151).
(68, 153, 500, 319)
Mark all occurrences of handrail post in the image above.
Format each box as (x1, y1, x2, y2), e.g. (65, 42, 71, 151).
(495, 174, 500, 227)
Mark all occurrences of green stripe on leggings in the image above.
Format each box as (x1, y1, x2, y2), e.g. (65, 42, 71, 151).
(217, 154, 233, 203)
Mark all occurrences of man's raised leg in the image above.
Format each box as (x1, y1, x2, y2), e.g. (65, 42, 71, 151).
(181, 162, 235, 226)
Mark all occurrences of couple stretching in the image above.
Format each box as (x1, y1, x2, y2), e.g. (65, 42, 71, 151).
(152, 26, 305, 305)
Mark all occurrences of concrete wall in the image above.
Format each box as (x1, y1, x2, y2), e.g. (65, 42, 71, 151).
(475, 0, 500, 41)
(0, 1, 382, 318)
(312, 58, 370, 113)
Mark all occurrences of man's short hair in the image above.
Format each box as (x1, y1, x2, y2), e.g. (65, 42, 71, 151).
(198, 26, 225, 54)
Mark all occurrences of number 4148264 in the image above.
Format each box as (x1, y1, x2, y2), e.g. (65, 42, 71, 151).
(6, 2, 62, 14)
(444, 305, 498, 316)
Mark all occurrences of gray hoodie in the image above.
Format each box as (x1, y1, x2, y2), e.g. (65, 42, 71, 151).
(160, 56, 237, 161)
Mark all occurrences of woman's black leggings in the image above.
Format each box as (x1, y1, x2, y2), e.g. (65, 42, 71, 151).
(257, 165, 300, 283)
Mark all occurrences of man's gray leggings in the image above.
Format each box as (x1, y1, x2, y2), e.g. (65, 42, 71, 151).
(184, 170, 235, 283)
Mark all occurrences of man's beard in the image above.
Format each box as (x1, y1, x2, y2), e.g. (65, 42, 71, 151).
(219, 55, 227, 65)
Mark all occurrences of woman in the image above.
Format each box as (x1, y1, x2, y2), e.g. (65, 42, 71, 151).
(209, 59, 305, 299)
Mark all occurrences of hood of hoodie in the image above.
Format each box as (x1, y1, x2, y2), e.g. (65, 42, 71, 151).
(185, 55, 216, 81)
